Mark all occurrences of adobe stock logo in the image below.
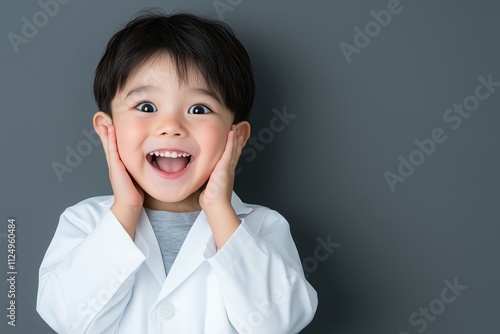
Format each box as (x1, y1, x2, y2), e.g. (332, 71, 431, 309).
(302, 235, 340, 279)
(52, 128, 101, 182)
(384, 73, 499, 192)
(212, 0, 243, 20)
(7, 0, 71, 54)
(398, 277, 467, 334)
(73, 263, 136, 332)
(339, 0, 418, 64)
(236, 105, 296, 175)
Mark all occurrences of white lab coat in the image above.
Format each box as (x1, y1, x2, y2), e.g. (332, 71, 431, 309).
(37, 192, 317, 333)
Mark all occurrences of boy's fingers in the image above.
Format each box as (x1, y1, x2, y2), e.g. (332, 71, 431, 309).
(225, 126, 237, 170)
(229, 131, 238, 170)
(228, 126, 243, 172)
(100, 124, 121, 172)
(233, 135, 244, 168)
(97, 125, 111, 169)
(106, 125, 118, 160)
(217, 126, 234, 169)
(229, 127, 243, 171)
(109, 126, 128, 174)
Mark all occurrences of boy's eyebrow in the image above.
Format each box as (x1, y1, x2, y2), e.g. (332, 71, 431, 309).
(125, 85, 156, 99)
(190, 87, 222, 104)
(124, 85, 222, 104)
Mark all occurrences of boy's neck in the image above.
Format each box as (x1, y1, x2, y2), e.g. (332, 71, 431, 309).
(143, 190, 202, 212)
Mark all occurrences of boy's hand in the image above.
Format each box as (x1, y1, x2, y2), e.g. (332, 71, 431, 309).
(199, 125, 244, 211)
(97, 124, 144, 239)
(199, 125, 245, 249)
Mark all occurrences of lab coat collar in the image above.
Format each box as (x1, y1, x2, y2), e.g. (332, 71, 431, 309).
(128, 192, 252, 299)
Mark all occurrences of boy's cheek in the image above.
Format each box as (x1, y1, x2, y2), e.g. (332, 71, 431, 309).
(212, 138, 228, 163)
(114, 132, 137, 168)
(199, 146, 224, 179)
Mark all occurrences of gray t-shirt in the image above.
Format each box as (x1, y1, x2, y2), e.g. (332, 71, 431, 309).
(144, 208, 201, 276)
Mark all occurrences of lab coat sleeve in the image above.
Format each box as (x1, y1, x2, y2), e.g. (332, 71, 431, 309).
(206, 209, 318, 334)
(37, 203, 146, 334)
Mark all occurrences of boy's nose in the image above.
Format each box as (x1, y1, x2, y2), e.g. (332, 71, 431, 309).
(157, 119, 186, 137)
(161, 131, 183, 137)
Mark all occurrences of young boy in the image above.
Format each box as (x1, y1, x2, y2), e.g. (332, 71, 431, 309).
(37, 11, 317, 333)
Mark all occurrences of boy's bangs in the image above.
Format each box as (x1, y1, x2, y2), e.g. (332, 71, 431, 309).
(117, 51, 221, 104)
(94, 11, 254, 122)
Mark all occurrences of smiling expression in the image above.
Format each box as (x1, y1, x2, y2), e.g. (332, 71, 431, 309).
(109, 54, 235, 211)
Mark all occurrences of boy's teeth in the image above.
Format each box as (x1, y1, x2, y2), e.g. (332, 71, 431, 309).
(149, 151, 191, 158)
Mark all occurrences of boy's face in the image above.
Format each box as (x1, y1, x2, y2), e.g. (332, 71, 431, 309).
(105, 55, 237, 211)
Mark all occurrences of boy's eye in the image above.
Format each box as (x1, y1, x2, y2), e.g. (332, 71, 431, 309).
(135, 102, 158, 113)
(188, 104, 211, 115)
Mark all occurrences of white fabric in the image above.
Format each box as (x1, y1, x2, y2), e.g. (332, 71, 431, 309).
(37, 192, 318, 334)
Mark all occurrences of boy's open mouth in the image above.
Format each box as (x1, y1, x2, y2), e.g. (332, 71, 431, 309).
(146, 150, 193, 174)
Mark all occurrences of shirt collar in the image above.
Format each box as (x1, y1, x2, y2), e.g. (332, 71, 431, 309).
(100, 191, 252, 215)
(230, 191, 253, 216)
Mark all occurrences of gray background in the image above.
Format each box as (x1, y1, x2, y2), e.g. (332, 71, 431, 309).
(1, 0, 499, 333)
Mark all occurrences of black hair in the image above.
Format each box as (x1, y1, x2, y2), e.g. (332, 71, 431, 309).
(93, 10, 255, 123)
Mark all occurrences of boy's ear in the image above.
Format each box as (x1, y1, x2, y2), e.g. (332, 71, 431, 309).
(234, 121, 251, 147)
(93, 111, 113, 136)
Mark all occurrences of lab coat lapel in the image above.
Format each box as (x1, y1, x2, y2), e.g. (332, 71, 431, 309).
(135, 209, 167, 285)
(99, 196, 167, 285)
(157, 192, 253, 299)
(158, 209, 212, 298)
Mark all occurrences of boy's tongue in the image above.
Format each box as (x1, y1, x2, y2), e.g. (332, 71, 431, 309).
(156, 156, 189, 173)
